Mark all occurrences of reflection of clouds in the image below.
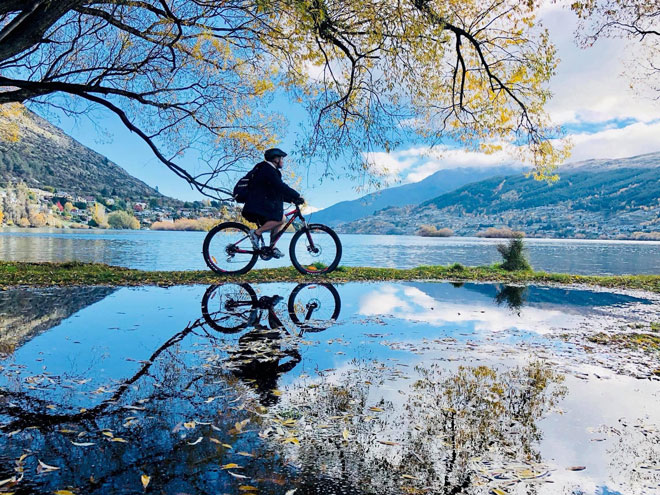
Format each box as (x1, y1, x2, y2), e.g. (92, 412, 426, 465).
(358, 284, 583, 334)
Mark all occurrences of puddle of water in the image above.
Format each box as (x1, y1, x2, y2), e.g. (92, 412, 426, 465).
(0, 282, 658, 495)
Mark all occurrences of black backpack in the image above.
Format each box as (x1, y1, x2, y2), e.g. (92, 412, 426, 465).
(232, 164, 259, 203)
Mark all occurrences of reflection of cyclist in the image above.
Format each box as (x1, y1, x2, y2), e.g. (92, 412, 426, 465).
(242, 148, 304, 259)
(225, 295, 301, 406)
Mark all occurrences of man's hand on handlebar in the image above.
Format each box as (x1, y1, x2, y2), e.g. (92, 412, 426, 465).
(293, 197, 305, 206)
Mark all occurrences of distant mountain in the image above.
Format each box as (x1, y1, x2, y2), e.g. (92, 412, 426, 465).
(335, 152, 660, 238)
(0, 106, 172, 201)
(310, 166, 523, 226)
(0, 287, 116, 353)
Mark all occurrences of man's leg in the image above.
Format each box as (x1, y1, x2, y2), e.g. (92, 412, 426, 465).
(255, 215, 286, 246)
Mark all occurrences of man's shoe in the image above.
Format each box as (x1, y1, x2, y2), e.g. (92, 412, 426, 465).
(270, 247, 284, 259)
(248, 230, 263, 250)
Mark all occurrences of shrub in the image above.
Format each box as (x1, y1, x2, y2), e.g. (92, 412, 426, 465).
(497, 235, 532, 271)
(150, 217, 221, 231)
(17, 217, 30, 228)
(477, 227, 524, 238)
(107, 210, 140, 229)
(448, 262, 465, 271)
(417, 225, 454, 237)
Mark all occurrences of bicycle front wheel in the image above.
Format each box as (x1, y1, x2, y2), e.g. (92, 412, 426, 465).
(203, 222, 258, 275)
(289, 224, 342, 275)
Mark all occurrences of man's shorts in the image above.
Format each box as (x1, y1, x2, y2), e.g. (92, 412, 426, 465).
(243, 211, 271, 226)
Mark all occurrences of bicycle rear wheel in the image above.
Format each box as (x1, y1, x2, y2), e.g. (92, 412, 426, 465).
(203, 222, 258, 275)
(289, 224, 342, 275)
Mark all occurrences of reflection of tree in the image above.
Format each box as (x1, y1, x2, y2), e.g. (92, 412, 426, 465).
(264, 361, 566, 494)
(0, 286, 115, 354)
(494, 284, 528, 312)
(605, 419, 660, 494)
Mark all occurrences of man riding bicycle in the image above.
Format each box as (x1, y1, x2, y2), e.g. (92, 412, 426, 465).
(242, 148, 304, 259)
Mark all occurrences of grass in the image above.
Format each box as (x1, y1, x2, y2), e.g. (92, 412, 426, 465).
(0, 261, 658, 293)
(588, 332, 660, 353)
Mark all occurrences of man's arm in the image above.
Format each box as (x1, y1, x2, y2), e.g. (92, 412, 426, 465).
(263, 166, 301, 203)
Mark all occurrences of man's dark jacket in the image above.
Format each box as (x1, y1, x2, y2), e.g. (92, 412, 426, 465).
(243, 161, 301, 221)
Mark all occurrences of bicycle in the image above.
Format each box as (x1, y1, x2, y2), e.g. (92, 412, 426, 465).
(202, 204, 342, 276)
(200, 282, 341, 335)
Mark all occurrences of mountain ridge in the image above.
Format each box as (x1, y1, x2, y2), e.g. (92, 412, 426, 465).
(0, 106, 175, 202)
(334, 152, 660, 238)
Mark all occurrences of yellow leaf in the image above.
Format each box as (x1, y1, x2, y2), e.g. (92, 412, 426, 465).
(283, 437, 299, 445)
(209, 438, 222, 444)
(378, 440, 399, 446)
(272, 390, 282, 396)
(110, 437, 128, 443)
(238, 486, 257, 492)
(342, 429, 349, 440)
(369, 407, 384, 412)
(141, 474, 151, 489)
(183, 421, 196, 429)
(221, 463, 241, 470)
(54, 491, 75, 495)
(222, 443, 233, 449)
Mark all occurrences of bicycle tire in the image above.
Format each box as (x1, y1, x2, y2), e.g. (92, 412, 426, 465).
(203, 222, 258, 275)
(201, 283, 258, 333)
(289, 224, 342, 275)
(287, 283, 341, 332)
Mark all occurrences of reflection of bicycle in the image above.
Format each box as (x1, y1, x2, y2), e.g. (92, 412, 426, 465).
(201, 282, 341, 335)
(202, 204, 342, 275)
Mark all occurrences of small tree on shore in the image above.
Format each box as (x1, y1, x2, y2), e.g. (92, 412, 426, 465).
(497, 235, 531, 271)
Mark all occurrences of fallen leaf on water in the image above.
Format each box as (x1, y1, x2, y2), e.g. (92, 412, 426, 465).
(7, 430, 21, 437)
(238, 486, 257, 492)
(37, 459, 59, 472)
(222, 443, 233, 449)
(71, 441, 95, 447)
(237, 451, 254, 457)
(272, 390, 282, 396)
(101, 431, 114, 438)
(141, 474, 150, 489)
(490, 489, 507, 495)
(369, 407, 384, 412)
(378, 441, 399, 446)
(222, 463, 241, 470)
(209, 438, 221, 445)
(401, 474, 418, 480)
(109, 437, 128, 443)
(342, 429, 350, 441)
(183, 421, 196, 429)
(228, 471, 249, 479)
(54, 490, 75, 495)
(187, 437, 203, 446)
(285, 490, 297, 495)
(283, 437, 299, 445)
(566, 466, 586, 471)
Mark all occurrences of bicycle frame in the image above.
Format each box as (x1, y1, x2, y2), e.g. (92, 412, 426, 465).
(232, 205, 312, 255)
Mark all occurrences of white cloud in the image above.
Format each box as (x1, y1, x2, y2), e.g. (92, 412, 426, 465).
(539, 3, 660, 124)
(562, 120, 660, 162)
(302, 204, 320, 214)
(364, 145, 526, 183)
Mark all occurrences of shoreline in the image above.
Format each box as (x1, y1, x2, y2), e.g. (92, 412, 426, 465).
(1, 261, 658, 293)
(2, 226, 660, 242)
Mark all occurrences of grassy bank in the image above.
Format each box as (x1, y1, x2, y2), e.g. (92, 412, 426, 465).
(0, 261, 659, 293)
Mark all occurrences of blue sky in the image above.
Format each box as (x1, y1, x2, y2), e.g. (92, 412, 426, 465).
(35, 3, 660, 211)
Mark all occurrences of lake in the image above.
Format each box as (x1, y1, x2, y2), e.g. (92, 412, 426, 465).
(1, 281, 658, 494)
(1, 227, 660, 274)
